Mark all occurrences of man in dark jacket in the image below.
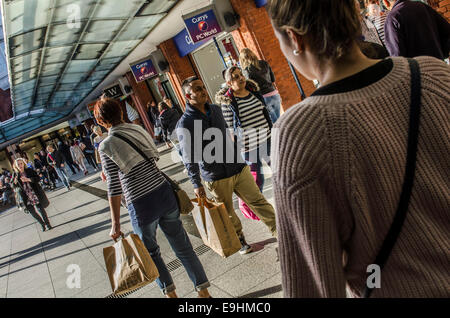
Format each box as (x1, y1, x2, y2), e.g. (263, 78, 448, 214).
(176, 77, 277, 255)
(384, 0, 450, 59)
(34, 152, 55, 189)
(81, 134, 99, 171)
(39, 150, 59, 185)
(57, 140, 79, 175)
(46, 145, 71, 191)
(147, 101, 163, 143)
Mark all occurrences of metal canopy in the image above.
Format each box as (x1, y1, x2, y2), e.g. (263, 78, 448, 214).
(0, 0, 179, 145)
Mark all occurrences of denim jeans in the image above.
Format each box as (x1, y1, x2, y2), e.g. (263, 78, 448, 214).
(131, 207, 210, 295)
(55, 166, 70, 188)
(263, 94, 282, 124)
(242, 138, 271, 190)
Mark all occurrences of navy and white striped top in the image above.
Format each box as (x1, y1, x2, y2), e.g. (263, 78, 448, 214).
(221, 93, 271, 152)
(100, 151, 166, 206)
(369, 14, 388, 47)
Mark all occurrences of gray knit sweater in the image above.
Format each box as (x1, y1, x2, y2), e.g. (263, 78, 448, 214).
(272, 56, 450, 298)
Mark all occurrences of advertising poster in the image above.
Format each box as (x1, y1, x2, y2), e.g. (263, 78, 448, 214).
(130, 58, 158, 82)
(184, 9, 222, 44)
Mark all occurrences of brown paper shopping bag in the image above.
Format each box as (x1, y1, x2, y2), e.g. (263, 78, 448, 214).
(103, 233, 159, 295)
(191, 198, 242, 258)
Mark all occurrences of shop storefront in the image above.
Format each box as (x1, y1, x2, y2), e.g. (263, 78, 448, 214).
(158, 0, 316, 113)
(169, 4, 240, 101)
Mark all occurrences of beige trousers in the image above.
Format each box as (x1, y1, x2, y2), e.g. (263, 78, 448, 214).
(204, 166, 277, 238)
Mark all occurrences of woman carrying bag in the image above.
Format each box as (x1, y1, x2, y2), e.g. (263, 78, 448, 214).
(94, 97, 211, 299)
(12, 158, 52, 232)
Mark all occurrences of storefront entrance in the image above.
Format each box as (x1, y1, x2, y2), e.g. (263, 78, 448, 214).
(146, 73, 183, 113)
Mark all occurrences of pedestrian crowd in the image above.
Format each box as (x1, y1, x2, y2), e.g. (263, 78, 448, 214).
(9, 0, 449, 299)
(3, 124, 107, 232)
(91, 0, 449, 299)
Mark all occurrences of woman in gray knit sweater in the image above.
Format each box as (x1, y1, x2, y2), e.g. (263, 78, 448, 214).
(268, 0, 449, 297)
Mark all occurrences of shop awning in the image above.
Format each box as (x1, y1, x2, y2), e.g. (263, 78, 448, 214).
(0, 0, 179, 145)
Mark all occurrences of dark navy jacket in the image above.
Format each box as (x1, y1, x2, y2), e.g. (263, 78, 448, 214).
(176, 102, 246, 189)
(385, 0, 450, 59)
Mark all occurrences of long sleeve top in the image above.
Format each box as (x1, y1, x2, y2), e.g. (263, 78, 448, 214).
(272, 56, 450, 298)
(384, 0, 450, 59)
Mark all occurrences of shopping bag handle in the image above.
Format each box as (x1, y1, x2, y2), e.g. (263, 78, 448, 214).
(112, 232, 125, 243)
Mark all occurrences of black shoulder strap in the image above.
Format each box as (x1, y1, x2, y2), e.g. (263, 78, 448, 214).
(111, 133, 180, 190)
(363, 58, 422, 298)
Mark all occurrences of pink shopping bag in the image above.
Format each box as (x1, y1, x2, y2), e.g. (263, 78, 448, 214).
(238, 170, 261, 221)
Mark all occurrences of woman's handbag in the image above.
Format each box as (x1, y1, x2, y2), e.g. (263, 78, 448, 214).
(103, 233, 159, 295)
(110, 133, 194, 215)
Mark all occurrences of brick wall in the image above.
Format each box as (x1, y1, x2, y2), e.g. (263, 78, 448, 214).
(125, 71, 154, 137)
(435, 0, 450, 21)
(158, 39, 200, 110)
(229, 0, 316, 111)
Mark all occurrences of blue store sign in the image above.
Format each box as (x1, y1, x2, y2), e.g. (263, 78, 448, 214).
(130, 58, 158, 82)
(183, 8, 222, 44)
(173, 28, 208, 57)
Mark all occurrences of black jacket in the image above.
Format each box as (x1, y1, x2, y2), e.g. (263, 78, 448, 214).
(385, 0, 450, 59)
(160, 108, 181, 138)
(58, 143, 73, 163)
(243, 60, 276, 95)
(34, 158, 45, 171)
(176, 103, 246, 189)
(47, 150, 65, 167)
(12, 168, 50, 208)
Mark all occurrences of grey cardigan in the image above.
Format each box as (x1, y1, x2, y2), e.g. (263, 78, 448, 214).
(99, 123, 159, 175)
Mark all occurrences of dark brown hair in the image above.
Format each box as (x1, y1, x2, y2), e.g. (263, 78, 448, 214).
(268, 0, 361, 60)
(93, 97, 123, 127)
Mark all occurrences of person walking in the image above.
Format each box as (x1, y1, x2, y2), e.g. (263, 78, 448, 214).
(1, 177, 14, 206)
(80, 134, 99, 171)
(147, 101, 163, 144)
(215, 66, 273, 214)
(46, 144, 71, 191)
(158, 101, 181, 151)
(58, 140, 80, 175)
(92, 126, 107, 166)
(384, 0, 450, 59)
(239, 48, 282, 123)
(70, 140, 88, 175)
(39, 150, 59, 186)
(177, 77, 277, 255)
(94, 97, 211, 298)
(365, 0, 389, 47)
(12, 158, 52, 232)
(33, 152, 55, 190)
(268, 0, 449, 297)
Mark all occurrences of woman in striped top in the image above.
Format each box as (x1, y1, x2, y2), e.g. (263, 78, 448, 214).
(366, 0, 389, 47)
(94, 97, 211, 298)
(215, 66, 273, 215)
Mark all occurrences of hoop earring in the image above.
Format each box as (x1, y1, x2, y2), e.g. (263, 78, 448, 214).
(293, 49, 300, 56)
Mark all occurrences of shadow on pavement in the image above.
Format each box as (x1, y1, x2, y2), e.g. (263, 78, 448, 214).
(250, 237, 278, 253)
(0, 210, 130, 272)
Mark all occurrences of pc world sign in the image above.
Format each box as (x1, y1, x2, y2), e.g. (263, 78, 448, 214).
(130, 58, 157, 82)
(183, 8, 222, 44)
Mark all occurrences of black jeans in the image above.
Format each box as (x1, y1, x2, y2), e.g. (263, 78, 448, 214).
(27, 204, 51, 227)
(65, 160, 79, 174)
(84, 152, 98, 170)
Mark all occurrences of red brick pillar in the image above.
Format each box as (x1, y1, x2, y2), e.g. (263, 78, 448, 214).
(158, 40, 200, 110)
(125, 72, 155, 138)
(436, 0, 450, 21)
(229, 0, 316, 111)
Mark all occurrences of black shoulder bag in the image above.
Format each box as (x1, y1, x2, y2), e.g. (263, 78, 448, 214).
(110, 133, 194, 215)
(363, 58, 422, 298)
